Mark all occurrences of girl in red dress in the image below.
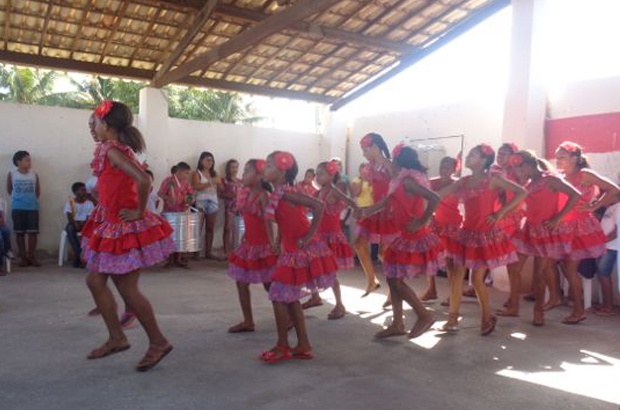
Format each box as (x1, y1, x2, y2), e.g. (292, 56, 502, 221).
(439, 144, 527, 335)
(301, 160, 357, 320)
(360, 145, 442, 339)
(554, 141, 619, 324)
(227, 159, 277, 333)
(259, 151, 338, 363)
(421, 156, 462, 303)
(82, 101, 175, 372)
(355, 133, 399, 296)
(511, 150, 581, 326)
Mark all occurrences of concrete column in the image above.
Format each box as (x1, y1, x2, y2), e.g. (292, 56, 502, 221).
(501, 0, 548, 155)
(137, 87, 170, 178)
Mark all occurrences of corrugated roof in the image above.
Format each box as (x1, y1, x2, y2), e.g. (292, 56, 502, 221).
(0, 0, 508, 108)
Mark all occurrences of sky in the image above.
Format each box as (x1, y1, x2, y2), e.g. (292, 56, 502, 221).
(51, 0, 620, 133)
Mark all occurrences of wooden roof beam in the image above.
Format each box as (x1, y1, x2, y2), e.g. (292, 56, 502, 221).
(330, 0, 510, 111)
(215, 4, 410, 54)
(151, 0, 341, 88)
(150, 0, 219, 87)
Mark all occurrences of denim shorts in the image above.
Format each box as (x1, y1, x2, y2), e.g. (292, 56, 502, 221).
(597, 249, 617, 277)
(197, 199, 219, 215)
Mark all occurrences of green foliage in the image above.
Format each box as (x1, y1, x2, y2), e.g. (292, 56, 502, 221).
(0, 64, 261, 124)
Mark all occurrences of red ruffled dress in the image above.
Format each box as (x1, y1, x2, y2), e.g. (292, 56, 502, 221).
(513, 173, 573, 259)
(81, 141, 175, 274)
(430, 179, 462, 249)
(228, 188, 277, 283)
(316, 189, 354, 270)
(446, 175, 518, 270)
(266, 185, 338, 303)
(561, 172, 606, 260)
(356, 161, 399, 245)
(491, 165, 525, 235)
(383, 170, 444, 278)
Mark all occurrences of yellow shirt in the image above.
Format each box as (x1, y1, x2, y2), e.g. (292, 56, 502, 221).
(352, 177, 373, 207)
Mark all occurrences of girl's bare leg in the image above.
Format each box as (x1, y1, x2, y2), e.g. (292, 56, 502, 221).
(446, 263, 466, 329)
(354, 235, 379, 295)
(498, 253, 527, 316)
(288, 302, 311, 351)
(328, 280, 346, 319)
(229, 282, 255, 332)
(543, 261, 562, 310)
(375, 278, 406, 338)
(421, 275, 438, 301)
(560, 259, 586, 323)
(205, 213, 218, 259)
(112, 271, 168, 347)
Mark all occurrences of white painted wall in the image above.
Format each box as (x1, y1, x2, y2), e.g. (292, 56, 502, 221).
(0, 95, 324, 255)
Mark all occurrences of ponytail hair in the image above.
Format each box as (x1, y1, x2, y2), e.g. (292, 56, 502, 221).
(513, 150, 557, 174)
(95, 101, 145, 153)
(473, 144, 495, 170)
(361, 132, 391, 159)
(394, 146, 427, 173)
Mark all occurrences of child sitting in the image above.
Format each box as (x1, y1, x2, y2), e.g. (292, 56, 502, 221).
(594, 197, 620, 316)
(65, 182, 95, 268)
(158, 162, 194, 268)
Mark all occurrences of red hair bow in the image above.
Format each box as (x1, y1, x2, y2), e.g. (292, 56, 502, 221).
(479, 144, 494, 157)
(508, 154, 523, 167)
(360, 134, 374, 148)
(255, 159, 266, 174)
(274, 151, 295, 171)
(559, 141, 580, 154)
(392, 143, 405, 159)
(94, 100, 113, 119)
(325, 160, 339, 176)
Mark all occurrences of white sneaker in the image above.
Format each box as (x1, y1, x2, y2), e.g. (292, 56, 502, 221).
(4, 250, 14, 260)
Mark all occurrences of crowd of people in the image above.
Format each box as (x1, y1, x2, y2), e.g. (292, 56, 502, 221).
(2, 99, 619, 372)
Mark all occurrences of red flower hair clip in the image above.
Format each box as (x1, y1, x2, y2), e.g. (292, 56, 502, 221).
(274, 151, 295, 171)
(255, 159, 266, 174)
(392, 143, 405, 159)
(559, 141, 580, 154)
(479, 144, 494, 157)
(325, 160, 339, 176)
(508, 154, 524, 167)
(505, 142, 519, 153)
(360, 134, 374, 148)
(94, 100, 114, 119)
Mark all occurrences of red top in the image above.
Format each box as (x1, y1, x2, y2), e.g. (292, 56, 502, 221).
(266, 185, 311, 252)
(524, 173, 560, 224)
(237, 187, 268, 246)
(458, 175, 500, 230)
(563, 171, 599, 221)
(363, 161, 391, 203)
(158, 175, 194, 212)
(388, 169, 429, 228)
(431, 178, 462, 227)
(92, 141, 142, 223)
(316, 188, 346, 234)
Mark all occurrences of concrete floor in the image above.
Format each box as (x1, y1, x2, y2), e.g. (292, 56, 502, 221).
(1, 259, 619, 410)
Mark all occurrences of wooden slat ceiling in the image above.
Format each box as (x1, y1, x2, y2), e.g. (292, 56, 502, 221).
(0, 0, 509, 109)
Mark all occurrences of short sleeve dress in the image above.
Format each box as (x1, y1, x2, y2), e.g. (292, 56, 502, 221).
(81, 141, 175, 274)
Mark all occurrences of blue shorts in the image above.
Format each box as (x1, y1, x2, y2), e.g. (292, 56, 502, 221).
(197, 199, 219, 215)
(597, 250, 617, 277)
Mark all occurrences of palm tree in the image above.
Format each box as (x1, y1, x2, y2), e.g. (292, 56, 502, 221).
(66, 76, 145, 112)
(166, 87, 262, 124)
(0, 65, 59, 104)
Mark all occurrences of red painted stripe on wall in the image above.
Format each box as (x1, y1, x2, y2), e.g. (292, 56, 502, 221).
(544, 111, 620, 158)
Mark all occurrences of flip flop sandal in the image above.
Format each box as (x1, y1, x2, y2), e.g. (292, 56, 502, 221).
(408, 318, 436, 339)
(327, 309, 346, 320)
(135, 343, 173, 372)
(228, 322, 255, 333)
(561, 314, 586, 325)
(87, 342, 131, 360)
(374, 326, 407, 339)
(291, 347, 314, 360)
(301, 300, 323, 310)
(259, 345, 291, 364)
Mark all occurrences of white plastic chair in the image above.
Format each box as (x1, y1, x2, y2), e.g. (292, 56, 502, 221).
(58, 230, 82, 267)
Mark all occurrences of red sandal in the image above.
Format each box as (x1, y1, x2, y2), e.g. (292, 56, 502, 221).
(259, 345, 291, 364)
(291, 347, 314, 360)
